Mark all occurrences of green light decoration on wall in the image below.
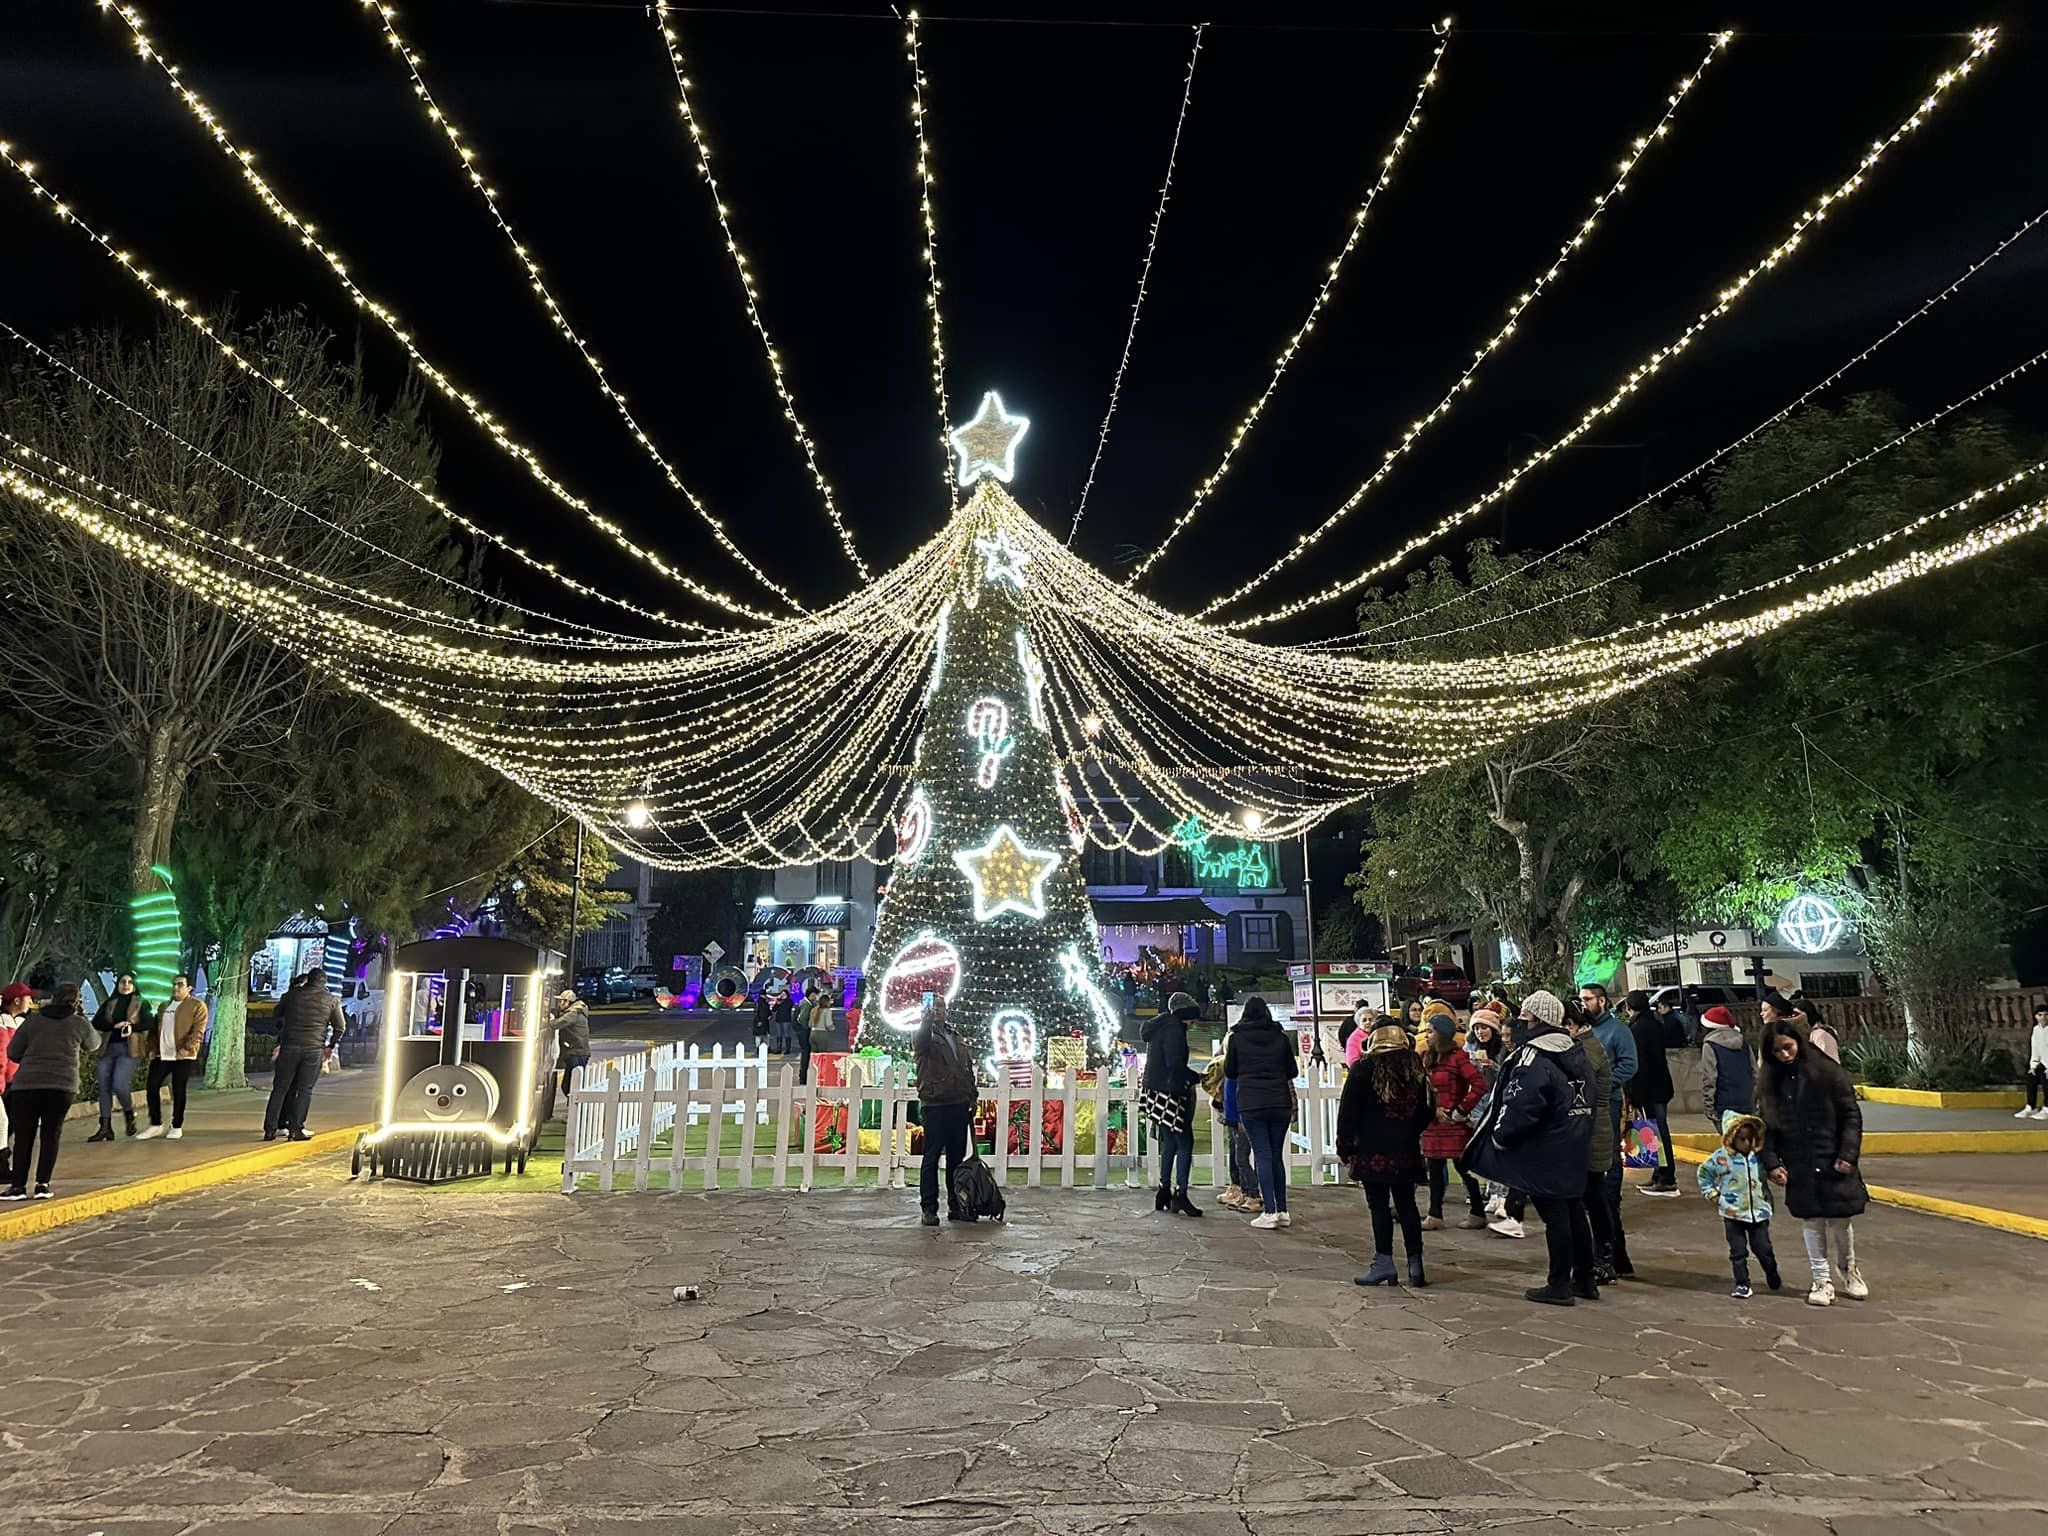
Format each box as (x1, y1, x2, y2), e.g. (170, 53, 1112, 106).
(1171, 817, 1273, 890)
(1575, 930, 1627, 990)
(131, 863, 182, 1001)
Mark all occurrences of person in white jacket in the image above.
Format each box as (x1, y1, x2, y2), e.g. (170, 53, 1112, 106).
(2018, 1003, 2048, 1120)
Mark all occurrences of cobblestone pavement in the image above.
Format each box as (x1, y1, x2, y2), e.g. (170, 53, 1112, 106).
(3, 1163, 2046, 1536)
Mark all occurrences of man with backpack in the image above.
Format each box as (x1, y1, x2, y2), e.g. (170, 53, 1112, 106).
(912, 997, 978, 1226)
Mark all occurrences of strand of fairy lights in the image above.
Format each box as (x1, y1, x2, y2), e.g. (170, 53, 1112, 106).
(905, 11, 953, 499)
(0, 317, 660, 649)
(1350, 339, 2048, 649)
(1191, 28, 1728, 608)
(649, 3, 869, 583)
(1125, 22, 1454, 584)
(0, 145, 735, 636)
(1341, 197, 2048, 648)
(1212, 26, 1999, 627)
(97, 1, 795, 619)
(358, 1, 825, 601)
(1067, 22, 1206, 547)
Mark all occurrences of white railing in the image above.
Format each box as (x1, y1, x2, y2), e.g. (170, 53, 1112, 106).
(562, 1057, 1348, 1195)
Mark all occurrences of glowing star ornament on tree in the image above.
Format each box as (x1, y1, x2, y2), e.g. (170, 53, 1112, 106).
(950, 390, 1031, 485)
(953, 824, 1063, 922)
(974, 529, 1030, 590)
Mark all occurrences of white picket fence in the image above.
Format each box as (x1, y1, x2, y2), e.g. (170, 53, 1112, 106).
(562, 1051, 1349, 1194)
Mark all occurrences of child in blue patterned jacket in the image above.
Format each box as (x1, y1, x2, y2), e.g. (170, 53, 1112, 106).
(1697, 1110, 1781, 1299)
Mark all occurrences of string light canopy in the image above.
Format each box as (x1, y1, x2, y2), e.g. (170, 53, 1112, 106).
(1, 9, 2039, 1058)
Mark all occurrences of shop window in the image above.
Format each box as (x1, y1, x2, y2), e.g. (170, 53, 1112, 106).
(1799, 971, 1863, 998)
(817, 931, 841, 970)
(1646, 963, 1679, 988)
(1698, 960, 1734, 986)
(1242, 914, 1278, 953)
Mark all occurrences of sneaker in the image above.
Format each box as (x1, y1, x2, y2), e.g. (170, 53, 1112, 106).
(1730, 1283, 1752, 1300)
(134, 1125, 166, 1140)
(1459, 1212, 1489, 1230)
(2033, 1107, 2048, 1120)
(1639, 1185, 1682, 1198)
(288, 1131, 313, 1143)
(1765, 1270, 1783, 1292)
(1275, 1211, 1291, 1228)
(1488, 1217, 1525, 1239)
(1806, 1281, 1835, 1307)
(1420, 1214, 1444, 1231)
(1840, 1264, 1869, 1300)
(1485, 1196, 1506, 1220)
(1248, 1212, 1281, 1231)
(920, 1211, 940, 1227)
(2016, 1107, 2036, 1120)
(0, 1189, 27, 1202)
(30, 1185, 51, 1200)
(1213, 1186, 1237, 1204)
(165, 1128, 184, 1140)
(1525, 1284, 1576, 1307)
(1594, 1259, 1619, 1286)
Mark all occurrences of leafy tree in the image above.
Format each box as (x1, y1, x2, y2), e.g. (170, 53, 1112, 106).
(1346, 538, 1690, 993)
(646, 869, 745, 981)
(489, 822, 628, 957)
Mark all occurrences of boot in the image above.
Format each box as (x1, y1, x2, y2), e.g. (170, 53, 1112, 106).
(1525, 1282, 1576, 1306)
(1170, 1189, 1205, 1218)
(1406, 1253, 1428, 1288)
(122, 1107, 138, 1138)
(87, 1120, 115, 1143)
(1573, 1278, 1602, 1301)
(1155, 1181, 1172, 1212)
(1355, 1253, 1398, 1287)
(1593, 1245, 1618, 1286)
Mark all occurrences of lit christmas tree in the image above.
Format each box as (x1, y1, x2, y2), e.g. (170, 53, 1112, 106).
(860, 393, 1120, 1074)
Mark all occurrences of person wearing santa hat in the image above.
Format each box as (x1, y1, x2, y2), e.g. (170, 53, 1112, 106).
(1700, 1005, 1756, 1129)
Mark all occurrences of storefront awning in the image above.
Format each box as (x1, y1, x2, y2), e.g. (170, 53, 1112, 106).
(750, 901, 851, 930)
(1092, 897, 1227, 930)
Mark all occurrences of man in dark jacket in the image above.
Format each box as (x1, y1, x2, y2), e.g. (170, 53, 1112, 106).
(1464, 990, 1598, 1305)
(912, 998, 977, 1226)
(550, 989, 592, 1119)
(1623, 989, 1679, 1195)
(264, 969, 344, 1142)
(1223, 996, 1300, 1228)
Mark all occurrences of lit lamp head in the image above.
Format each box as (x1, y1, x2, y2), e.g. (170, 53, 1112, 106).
(624, 798, 651, 830)
(1239, 809, 1267, 834)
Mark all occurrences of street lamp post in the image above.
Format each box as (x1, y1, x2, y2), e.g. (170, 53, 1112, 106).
(563, 818, 587, 983)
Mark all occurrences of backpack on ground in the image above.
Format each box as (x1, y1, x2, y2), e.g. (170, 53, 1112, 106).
(948, 1154, 1006, 1223)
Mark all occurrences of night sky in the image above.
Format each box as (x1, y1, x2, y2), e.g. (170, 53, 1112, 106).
(5, 1, 2044, 639)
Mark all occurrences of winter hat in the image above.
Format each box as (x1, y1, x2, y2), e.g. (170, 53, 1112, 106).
(1700, 1004, 1736, 1029)
(1167, 991, 1198, 1018)
(1, 981, 32, 1004)
(1519, 989, 1565, 1029)
(1422, 998, 1457, 1021)
(1429, 1016, 1458, 1049)
(1365, 1023, 1413, 1056)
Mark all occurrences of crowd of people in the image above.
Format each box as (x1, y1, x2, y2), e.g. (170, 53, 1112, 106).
(0, 966, 349, 1203)
(1124, 979, 1873, 1309)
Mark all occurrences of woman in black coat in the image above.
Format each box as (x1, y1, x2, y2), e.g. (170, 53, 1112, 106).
(1336, 1024, 1435, 1288)
(1759, 1014, 1868, 1307)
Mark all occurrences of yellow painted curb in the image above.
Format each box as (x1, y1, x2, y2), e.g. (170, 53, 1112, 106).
(1669, 1143, 2048, 1241)
(1856, 1085, 2025, 1110)
(0, 1124, 369, 1245)
(1676, 1129, 2048, 1155)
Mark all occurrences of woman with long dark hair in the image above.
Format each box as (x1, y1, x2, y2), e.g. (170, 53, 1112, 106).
(1336, 1024, 1435, 1287)
(1223, 996, 1300, 1230)
(1759, 1013, 1868, 1306)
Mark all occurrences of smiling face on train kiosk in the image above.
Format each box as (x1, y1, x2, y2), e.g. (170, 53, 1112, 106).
(397, 1063, 500, 1123)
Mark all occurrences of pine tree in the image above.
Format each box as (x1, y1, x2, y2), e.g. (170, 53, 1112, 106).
(860, 479, 1118, 1073)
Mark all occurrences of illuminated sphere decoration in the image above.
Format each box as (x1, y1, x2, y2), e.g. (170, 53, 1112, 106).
(1777, 893, 1846, 955)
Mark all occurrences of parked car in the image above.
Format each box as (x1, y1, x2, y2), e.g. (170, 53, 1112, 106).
(627, 965, 661, 999)
(1394, 963, 1473, 1011)
(1651, 983, 1744, 1016)
(575, 966, 634, 1005)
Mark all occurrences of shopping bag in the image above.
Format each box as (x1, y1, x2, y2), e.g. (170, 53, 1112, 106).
(1621, 1116, 1665, 1169)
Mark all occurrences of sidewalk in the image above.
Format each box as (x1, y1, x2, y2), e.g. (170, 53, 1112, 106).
(34, 1067, 379, 1199)
(1859, 1151, 2048, 1224)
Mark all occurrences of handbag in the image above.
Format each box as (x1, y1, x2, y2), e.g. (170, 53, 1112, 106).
(1621, 1115, 1666, 1169)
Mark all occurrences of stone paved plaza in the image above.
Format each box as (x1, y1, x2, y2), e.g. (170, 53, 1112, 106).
(3, 1162, 2047, 1535)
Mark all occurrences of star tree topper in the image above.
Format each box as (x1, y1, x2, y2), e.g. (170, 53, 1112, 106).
(953, 823, 1062, 922)
(949, 390, 1030, 485)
